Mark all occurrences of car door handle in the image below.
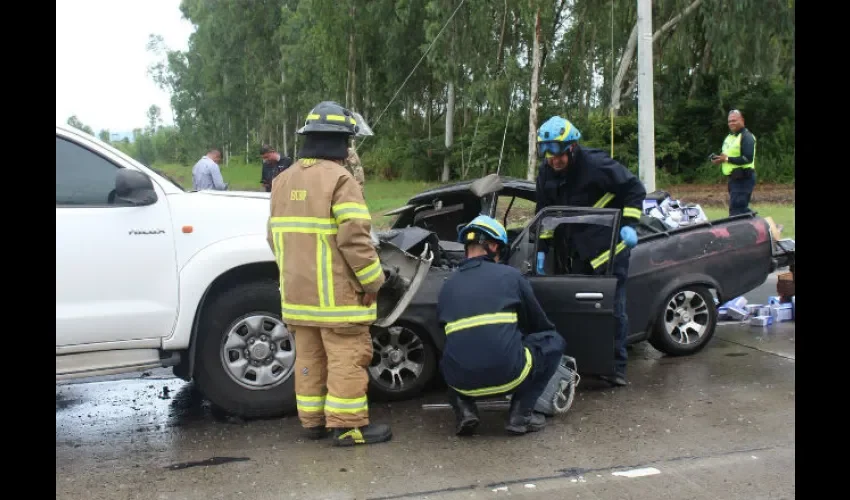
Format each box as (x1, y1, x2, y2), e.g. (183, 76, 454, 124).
(575, 292, 603, 300)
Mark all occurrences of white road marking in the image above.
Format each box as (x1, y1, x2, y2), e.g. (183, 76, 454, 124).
(612, 467, 662, 478)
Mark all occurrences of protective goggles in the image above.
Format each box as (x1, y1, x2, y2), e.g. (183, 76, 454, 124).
(536, 141, 573, 158)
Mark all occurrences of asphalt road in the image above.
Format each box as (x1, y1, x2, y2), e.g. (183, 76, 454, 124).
(57, 282, 795, 500)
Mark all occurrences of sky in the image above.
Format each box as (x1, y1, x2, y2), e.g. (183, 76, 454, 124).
(56, 0, 195, 134)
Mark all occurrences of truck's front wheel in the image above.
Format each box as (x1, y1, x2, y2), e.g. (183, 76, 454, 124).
(194, 280, 296, 418)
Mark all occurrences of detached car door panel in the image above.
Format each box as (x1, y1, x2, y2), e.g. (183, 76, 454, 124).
(507, 206, 623, 376)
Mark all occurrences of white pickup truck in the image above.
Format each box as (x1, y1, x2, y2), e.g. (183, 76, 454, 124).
(55, 124, 431, 417)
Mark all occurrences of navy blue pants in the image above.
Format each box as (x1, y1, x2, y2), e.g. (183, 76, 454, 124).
(612, 252, 630, 377)
(451, 330, 566, 412)
(728, 172, 756, 216)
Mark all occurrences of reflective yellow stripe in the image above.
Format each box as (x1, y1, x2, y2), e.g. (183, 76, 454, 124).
(325, 395, 368, 414)
(273, 229, 285, 289)
(282, 303, 377, 323)
(554, 122, 572, 142)
(317, 234, 334, 307)
(453, 348, 533, 397)
(356, 259, 383, 287)
(337, 428, 365, 443)
(322, 114, 356, 125)
(445, 312, 518, 335)
(540, 229, 554, 240)
(301, 158, 319, 166)
(332, 202, 371, 223)
(307, 114, 320, 120)
(270, 216, 338, 234)
(591, 241, 627, 269)
(623, 207, 642, 220)
(593, 192, 615, 208)
(471, 219, 503, 239)
(296, 394, 325, 413)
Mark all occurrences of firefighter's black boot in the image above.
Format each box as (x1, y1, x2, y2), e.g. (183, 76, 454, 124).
(448, 391, 480, 436)
(331, 423, 393, 447)
(505, 398, 545, 435)
(304, 425, 329, 440)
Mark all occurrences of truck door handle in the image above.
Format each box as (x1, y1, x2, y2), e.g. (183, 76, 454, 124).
(575, 292, 603, 300)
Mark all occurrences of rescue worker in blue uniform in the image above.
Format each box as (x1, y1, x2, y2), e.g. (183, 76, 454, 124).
(534, 116, 646, 387)
(436, 215, 567, 436)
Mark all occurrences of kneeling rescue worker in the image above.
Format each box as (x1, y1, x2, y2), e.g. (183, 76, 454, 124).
(267, 100, 392, 446)
(436, 215, 567, 436)
(534, 115, 646, 387)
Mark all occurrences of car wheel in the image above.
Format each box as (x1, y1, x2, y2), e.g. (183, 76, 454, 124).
(194, 280, 296, 418)
(648, 285, 718, 356)
(367, 323, 437, 401)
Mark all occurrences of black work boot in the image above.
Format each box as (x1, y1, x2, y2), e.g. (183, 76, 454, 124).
(599, 374, 628, 387)
(448, 392, 480, 436)
(505, 399, 544, 435)
(331, 423, 393, 447)
(529, 411, 546, 431)
(304, 425, 329, 440)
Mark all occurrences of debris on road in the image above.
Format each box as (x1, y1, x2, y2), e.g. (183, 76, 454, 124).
(718, 294, 794, 327)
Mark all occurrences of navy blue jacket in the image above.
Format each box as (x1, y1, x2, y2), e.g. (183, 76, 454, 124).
(436, 256, 556, 392)
(535, 147, 646, 271)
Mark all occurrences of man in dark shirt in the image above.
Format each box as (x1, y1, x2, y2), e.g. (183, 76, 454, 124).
(437, 215, 566, 436)
(711, 110, 757, 216)
(260, 144, 293, 192)
(534, 115, 645, 387)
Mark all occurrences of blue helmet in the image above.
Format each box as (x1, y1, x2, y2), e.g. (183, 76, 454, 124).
(536, 116, 581, 158)
(458, 215, 509, 246)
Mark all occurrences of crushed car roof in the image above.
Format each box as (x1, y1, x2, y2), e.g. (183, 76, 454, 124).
(407, 176, 536, 204)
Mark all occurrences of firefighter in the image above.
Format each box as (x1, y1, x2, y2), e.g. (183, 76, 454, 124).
(266, 100, 392, 446)
(436, 215, 567, 436)
(534, 115, 646, 387)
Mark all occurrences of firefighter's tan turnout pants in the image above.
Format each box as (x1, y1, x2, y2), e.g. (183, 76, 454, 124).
(290, 325, 372, 429)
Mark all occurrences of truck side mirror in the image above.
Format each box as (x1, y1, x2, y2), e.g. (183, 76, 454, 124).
(114, 169, 158, 206)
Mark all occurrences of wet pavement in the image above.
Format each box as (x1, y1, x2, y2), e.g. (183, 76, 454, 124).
(57, 321, 794, 500)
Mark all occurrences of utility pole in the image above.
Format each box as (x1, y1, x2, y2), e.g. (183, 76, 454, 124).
(637, 0, 656, 193)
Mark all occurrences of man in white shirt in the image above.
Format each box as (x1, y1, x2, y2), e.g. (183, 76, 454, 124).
(192, 149, 227, 191)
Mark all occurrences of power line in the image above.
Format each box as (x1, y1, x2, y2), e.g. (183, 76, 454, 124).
(357, 0, 468, 148)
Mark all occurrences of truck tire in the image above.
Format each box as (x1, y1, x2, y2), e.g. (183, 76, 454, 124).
(648, 285, 718, 357)
(194, 280, 296, 418)
(367, 323, 437, 402)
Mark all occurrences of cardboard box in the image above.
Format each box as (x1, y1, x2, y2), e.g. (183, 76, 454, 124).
(745, 304, 764, 315)
(750, 315, 773, 327)
(723, 297, 748, 309)
(764, 216, 782, 242)
(770, 303, 793, 322)
(727, 306, 749, 321)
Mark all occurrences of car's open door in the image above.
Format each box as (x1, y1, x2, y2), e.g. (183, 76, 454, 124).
(507, 206, 622, 376)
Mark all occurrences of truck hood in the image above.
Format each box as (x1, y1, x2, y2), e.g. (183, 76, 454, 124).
(190, 190, 271, 200)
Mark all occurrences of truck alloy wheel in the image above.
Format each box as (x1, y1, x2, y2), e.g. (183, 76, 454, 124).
(367, 324, 436, 401)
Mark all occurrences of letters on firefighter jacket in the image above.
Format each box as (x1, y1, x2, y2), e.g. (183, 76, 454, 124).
(436, 256, 557, 396)
(267, 158, 385, 327)
(534, 146, 646, 272)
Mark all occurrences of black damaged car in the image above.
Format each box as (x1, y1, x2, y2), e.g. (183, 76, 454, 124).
(368, 174, 795, 401)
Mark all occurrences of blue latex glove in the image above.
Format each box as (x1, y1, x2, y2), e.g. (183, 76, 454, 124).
(620, 226, 638, 248)
(536, 251, 546, 275)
